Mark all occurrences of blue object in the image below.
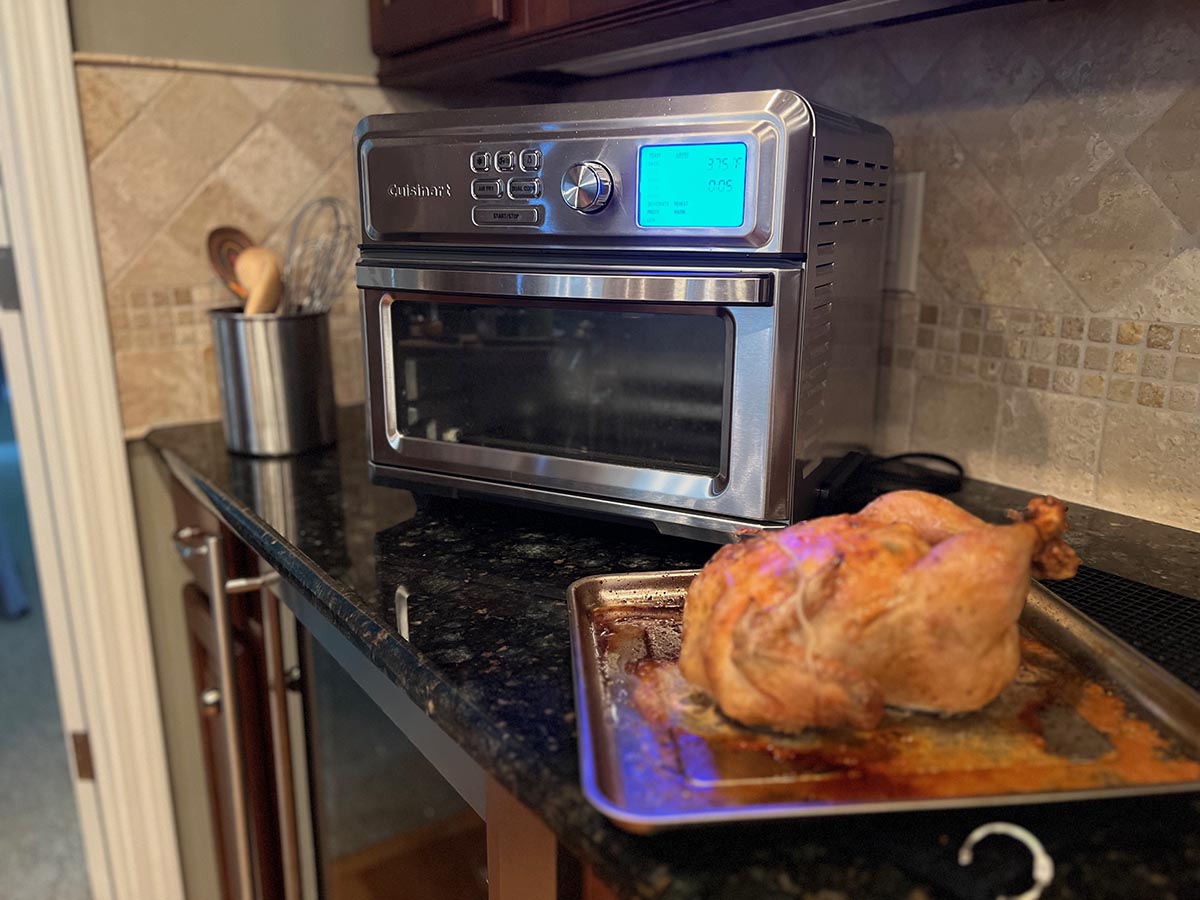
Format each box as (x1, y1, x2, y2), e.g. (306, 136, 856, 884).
(637, 142, 747, 228)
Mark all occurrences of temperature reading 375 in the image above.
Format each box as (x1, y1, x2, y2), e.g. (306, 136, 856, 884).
(638, 141, 748, 228)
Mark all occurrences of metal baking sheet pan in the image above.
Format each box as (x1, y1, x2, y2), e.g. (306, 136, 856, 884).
(568, 570, 1200, 832)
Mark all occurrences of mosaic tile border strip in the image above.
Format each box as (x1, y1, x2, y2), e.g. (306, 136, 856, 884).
(880, 298, 1200, 415)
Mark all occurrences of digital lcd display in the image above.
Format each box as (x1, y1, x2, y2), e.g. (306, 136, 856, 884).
(637, 142, 748, 228)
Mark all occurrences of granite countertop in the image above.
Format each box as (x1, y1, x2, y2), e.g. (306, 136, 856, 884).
(145, 407, 1200, 900)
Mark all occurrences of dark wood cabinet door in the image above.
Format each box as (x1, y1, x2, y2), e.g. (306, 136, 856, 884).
(185, 583, 285, 900)
(371, 0, 511, 55)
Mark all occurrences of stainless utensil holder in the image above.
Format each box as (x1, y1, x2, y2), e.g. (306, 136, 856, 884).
(210, 307, 336, 456)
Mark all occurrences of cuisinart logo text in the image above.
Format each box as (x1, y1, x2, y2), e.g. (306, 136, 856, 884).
(387, 183, 452, 198)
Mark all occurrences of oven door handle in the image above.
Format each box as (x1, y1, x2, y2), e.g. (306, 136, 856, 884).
(355, 265, 769, 305)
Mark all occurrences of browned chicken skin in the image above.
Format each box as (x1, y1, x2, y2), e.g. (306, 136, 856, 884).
(679, 491, 1080, 732)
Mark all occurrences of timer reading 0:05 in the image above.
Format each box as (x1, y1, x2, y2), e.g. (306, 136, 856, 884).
(708, 178, 734, 193)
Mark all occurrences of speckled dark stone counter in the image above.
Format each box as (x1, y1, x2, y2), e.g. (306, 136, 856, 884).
(144, 408, 1200, 900)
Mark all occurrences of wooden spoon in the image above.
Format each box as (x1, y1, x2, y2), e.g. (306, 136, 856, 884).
(236, 246, 284, 315)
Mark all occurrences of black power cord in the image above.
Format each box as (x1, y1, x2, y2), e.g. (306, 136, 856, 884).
(813, 451, 965, 516)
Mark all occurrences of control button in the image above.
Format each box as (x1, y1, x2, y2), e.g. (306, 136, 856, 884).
(561, 161, 613, 214)
(470, 151, 490, 173)
(471, 179, 503, 199)
(519, 149, 542, 171)
(495, 150, 517, 172)
(472, 206, 543, 227)
(507, 177, 542, 199)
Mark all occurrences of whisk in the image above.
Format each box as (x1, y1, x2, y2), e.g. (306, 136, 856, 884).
(283, 196, 356, 315)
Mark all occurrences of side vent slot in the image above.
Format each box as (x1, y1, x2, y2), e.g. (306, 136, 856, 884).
(821, 177, 840, 185)
(864, 162, 877, 170)
(823, 154, 841, 167)
(820, 199, 839, 206)
(845, 158, 860, 168)
(815, 240, 836, 257)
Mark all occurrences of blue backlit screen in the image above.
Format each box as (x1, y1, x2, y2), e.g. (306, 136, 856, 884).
(637, 142, 748, 228)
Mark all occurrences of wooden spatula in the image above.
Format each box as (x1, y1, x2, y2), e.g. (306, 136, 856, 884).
(236, 246, 284, 315)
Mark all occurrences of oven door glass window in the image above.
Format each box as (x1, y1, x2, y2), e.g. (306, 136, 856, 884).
(389, 299, 728, 475)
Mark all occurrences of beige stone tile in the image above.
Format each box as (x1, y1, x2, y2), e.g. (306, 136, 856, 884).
(114, 346, 211, 432)
(91, 115, 206, 227)
(873, 366, 914, 455)
(1146, 323, 1176, 350)
(1027, 365, 1050, 390)
(1001, 0, 1094, 69)
(771, 34, 859, 98)
(1030, 338, 1055, 364)
(88, 173, 157, 280)
(1173, 356, 1200, 384)
(920, 149, 1083, 312)
(1053, 370, 1077, 394)
(269, 83, 380, 171)
(332, 332, 365, 407)
(1087, 317, 1113, 342)
(959, 332, 980, 354)
(1079, 372, 1106, 398)
(1116, 321, 1145, 345)
(1002, 361, 1025, 385)
(805, 39, 911, 121)
(1127, 84, 1200, 234)
(1169, 386, 1199, 413)
(1181, 326, 1200, 354)
(219, 122, 322, 228)
(147, 73, 259, 174)
(1112, 349, 1139, 375)
(111, 232, 210, 293)
(966, 77, 1115, 230)
(1141, 352, 1169, 379)
(981, 359, 1002, 381)
(874, 13, 964, 85)
(1060, 316, 1084, 339)
(936, 330, 957, 352)
(1108, 378, 1135, 403)
(166, 177, 273, 256)
(76, 67, 141, 160)
(1137, 382, 1166, 408)
(1128, 247, 1200, 325)
(1052, 5, 1200, 151)
(910, 376, 1000, 476)
(958, 357, 979, 378)
(1098, 405, 1200, 530)
(1035, 158, 1192, 314)
(1035, 313, 1057, 337)
(1056, 342, 1080, 367)
(99, 65, 175, 105)
(1083, 346, 1108, 371)
(917, 21, 1044, 136)
(229, 76, 293, 111)
(937, 353, 956, 376)
(994, 388, 1102, 499)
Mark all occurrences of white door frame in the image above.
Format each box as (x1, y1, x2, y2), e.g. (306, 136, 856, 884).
(0, 2, 185, 898)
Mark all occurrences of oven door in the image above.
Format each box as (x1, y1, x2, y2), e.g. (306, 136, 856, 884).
(359, 263, 802, 527)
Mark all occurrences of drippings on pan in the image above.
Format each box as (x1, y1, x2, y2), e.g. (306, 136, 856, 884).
(679, 490, 1080, 732)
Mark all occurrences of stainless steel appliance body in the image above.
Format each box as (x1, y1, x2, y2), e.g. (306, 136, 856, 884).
(356, 91, 893, 539)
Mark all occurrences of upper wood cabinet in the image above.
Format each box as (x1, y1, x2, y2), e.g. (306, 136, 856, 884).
(370, 0, 1004, 87)
(371, 0, 511, 55)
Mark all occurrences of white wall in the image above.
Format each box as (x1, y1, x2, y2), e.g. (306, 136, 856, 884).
(69, 0, 377, 76)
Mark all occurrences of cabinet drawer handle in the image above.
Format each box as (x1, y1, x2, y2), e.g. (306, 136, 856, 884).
(200, 688, 221, 716)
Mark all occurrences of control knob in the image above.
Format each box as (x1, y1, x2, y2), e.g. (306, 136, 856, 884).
(560, 161, 613, 214)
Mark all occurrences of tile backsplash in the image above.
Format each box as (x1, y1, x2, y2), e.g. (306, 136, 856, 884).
(80, 0, 1200, 531)
(562, 0, 1200, 531)
(77, 63, 438, 435)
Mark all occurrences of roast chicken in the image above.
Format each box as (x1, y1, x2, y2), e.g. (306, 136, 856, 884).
(679, 491, 1080, 732)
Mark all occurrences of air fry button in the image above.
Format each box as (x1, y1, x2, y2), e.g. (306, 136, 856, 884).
(470, 179, 503, 199)
(471, 206, 542, 226)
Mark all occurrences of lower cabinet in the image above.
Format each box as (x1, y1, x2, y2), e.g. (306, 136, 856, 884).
(169, 484, 487, 900)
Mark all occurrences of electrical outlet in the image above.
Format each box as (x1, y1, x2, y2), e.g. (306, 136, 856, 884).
(883, 172, 924, 294)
